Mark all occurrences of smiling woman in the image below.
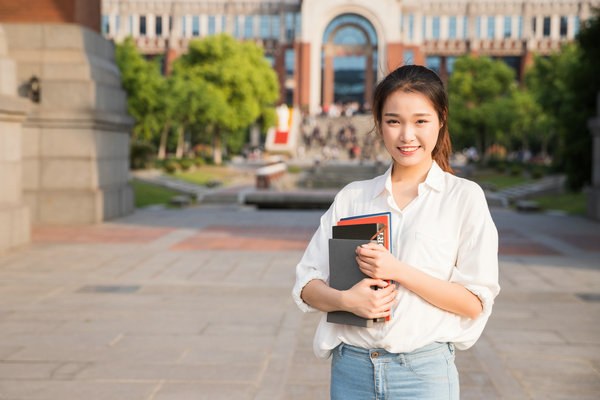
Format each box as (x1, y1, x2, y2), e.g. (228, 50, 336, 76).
(293, 65, 500, 400)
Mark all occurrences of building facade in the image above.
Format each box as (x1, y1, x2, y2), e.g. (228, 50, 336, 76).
(101, 0, 598, 114)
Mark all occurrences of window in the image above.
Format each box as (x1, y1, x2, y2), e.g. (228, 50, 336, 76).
(574, 15, 580, 35)
(192, 16, 200, 36)
(244, 15, 254, 38)
(463, 16, 468, 38)
(487, 16, 495, 38)
(208, 16, 216, 35)
(560, 16, 568, 37)
(285, 48, 295, 76)
(409, 14, 414, 40)
(286, 12, 294, 40)
(129, 15, 134, 35)
(518, 16, 523, 38)
(449, 16, 457, 39)
(101, 15, 109, 35)
(422, 16, 427, 39)
(156, 16, 162, 36)
(116, 15, 120, 33)
(181, 16, 186, 36)
(476, 16, 481, 38)
(404, 49, 414, 65)
(264, 55, 274, 67)
(532, 17, 536, 34)
(447, 56, 457, 75)
(140, 16, 146, 36)
(260, 15, 270, 39)
(222, 15, 227, 33)
(272, 15, 280, 39)
(426, 56, 441, 75)
(432, 16, 440, 39)
(295, 13, 301, 37)
(504, 16, 511, 37)
(543, 16, 551, 37)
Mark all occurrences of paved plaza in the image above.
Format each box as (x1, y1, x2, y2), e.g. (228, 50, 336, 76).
(0, 204, 599, 399)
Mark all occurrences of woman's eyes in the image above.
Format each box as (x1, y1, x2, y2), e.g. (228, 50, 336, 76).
(385, 119, 428, 125)
(416, 119, 428, 125)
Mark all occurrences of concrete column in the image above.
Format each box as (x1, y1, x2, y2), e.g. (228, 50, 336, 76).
(0, 24, 29, 253)
(587, 92, 600, 220)
(364, 52, 374, 106)
(322, 48, 334, 108)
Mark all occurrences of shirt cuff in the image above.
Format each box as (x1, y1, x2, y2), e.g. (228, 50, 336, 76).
(449, 268, 496, 317)
(292, 270, 327, 313)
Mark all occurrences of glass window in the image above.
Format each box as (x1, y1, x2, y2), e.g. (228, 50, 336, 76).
(295, 13, 301, 37)
(504, 16, 511, 37)
(543, 16, 551, 37)
(129, 15, 134, 35)
(192, 16, 200, 36)
(156, 16, 162, 36)
(285, 48, 295, 76)
(140, 15, 146, 36)
(182, 16, 186, 36)
(560, 16, 568, 37)
(426, 56, 441, 75)
(532, 17, 536, 34)
(286, 12, 294, 40)
(487, 16, 495, 38)
(518, 16, 523, 38)
(244, 16, 253, 38)
(264, 55, 274, 67)
(404, 49, 414, 65)
(463, 16, 468, 38)
(574, 15, 580, 35)
(422, 16, 427, 39)
(432, 16, 440, 39)
(409, 14, 414, 40)
(222, 15, 226, 33)
(260, 15, 270, 39)
(208, 16, 216, 35)
(447, 56, 457, 75)
(101, 15, 109, 35)
(234, 16, 240, 38)
(476, 16, 481, 38)
(116, 15, 120, 33)
(449, 16, 457, 39)
(272, 15, 279, 39)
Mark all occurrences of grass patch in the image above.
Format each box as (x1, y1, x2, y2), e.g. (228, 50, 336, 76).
(132, 180, 181, 208)
(530, 191, 586, 215)
(472, 172, 533, 190)
(173, 165, 248, 186)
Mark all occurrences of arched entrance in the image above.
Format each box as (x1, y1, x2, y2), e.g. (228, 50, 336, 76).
(321, 14, 378, 109)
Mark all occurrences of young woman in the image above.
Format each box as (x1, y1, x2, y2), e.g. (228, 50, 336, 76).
(292, 65, 500, 399)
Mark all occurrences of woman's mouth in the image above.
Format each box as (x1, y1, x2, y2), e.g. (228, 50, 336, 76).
(397, 146, 420, 155)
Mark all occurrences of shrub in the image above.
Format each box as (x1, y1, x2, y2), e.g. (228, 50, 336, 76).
(531, 166, 545, 179)
(163, 159, 177, 174)
(130, 141, 156, 170)
(180, 158, 193, 171)
(194, 157, 206, 167)
(510, 164, 523, 177)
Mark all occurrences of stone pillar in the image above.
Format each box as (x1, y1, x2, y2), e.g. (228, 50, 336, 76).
(294, 41, 310, 111)
(0, 24, 29, 253)
(587, 92, 600, 220)
(364, 52, 374, 106)
(3, 23, 135, 225)
(322, 49, 334, 108)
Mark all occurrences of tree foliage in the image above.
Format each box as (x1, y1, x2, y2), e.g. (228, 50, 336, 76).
(447, 55, 517, 154)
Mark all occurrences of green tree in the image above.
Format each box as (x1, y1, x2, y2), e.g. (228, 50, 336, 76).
(525, 9, 600, 190)
(115, 37, 164, 142)
(448, 55, 516, 156)
(176, 34, 279, 164)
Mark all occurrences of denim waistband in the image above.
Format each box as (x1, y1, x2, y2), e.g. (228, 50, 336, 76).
(338, 342, 453, 362)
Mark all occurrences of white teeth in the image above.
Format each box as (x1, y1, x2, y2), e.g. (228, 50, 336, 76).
(399, 147, 418, 151)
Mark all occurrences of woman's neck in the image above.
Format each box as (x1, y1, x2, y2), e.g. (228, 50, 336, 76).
(391, 159, 434, 185)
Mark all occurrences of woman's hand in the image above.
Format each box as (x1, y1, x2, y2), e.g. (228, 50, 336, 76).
(356, 243, 403, 281)
(343, 278, 397, 319)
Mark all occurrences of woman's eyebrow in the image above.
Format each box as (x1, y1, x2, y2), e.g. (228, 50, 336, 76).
(383, 112, 433, 117)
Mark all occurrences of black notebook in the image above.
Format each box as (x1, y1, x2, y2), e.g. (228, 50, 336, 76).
(327, 238, 384, 327)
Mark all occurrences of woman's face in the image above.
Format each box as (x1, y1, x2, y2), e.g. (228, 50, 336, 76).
(379, 89, 440, 172)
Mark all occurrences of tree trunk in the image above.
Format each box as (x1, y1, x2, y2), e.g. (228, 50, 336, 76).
(175, 125, 184, 159)
(157, 121, 171, 160)
(213, 127, 223, 165)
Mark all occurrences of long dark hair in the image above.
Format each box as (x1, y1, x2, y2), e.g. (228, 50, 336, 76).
(372, 65, 453, 173)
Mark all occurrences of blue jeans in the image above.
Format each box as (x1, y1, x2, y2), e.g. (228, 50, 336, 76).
(330, 342, 459, 400)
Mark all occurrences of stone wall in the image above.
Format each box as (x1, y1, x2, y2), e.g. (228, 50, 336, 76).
(2, 23, 134, 225)
(0, 24, 29, 253)
(0, 0, 100, 33)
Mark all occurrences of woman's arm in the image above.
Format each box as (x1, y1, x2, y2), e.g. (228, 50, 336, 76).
(356, 244, 483, 319)
(301, 278, 398, 320)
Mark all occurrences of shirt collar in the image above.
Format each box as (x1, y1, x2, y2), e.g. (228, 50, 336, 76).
(371, 161, 445, 200)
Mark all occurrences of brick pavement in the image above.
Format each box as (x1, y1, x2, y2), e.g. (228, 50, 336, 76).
(0, 205, 599, 399)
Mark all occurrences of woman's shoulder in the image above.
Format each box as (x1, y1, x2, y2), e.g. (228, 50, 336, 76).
(443, 172, 486, 203)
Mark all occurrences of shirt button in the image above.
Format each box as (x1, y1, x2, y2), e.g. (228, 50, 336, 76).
(371, 352, 379, 358)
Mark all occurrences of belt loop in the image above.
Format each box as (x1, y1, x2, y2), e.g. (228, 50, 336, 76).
(400, 353, 406, 366)
(448, 342, 455, 355)
(338, 343, 344, 358)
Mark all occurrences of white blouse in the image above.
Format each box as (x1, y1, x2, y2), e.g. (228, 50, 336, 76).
(292, 161, 500, 359)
